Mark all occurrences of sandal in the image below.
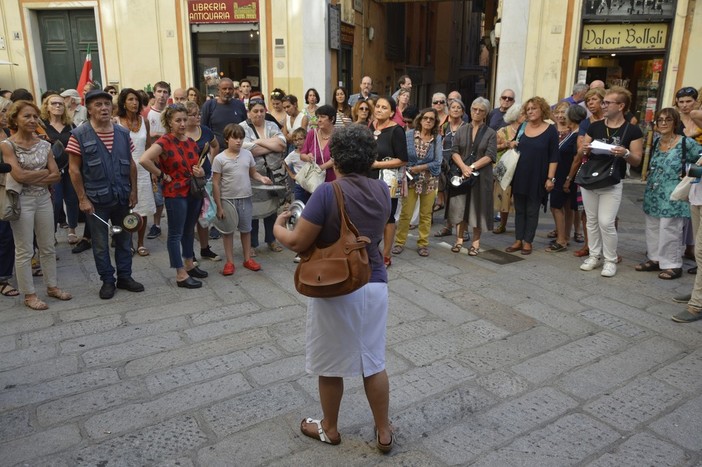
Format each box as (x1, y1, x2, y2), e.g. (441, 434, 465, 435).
(493, 225, 506, 234)
(574, 247, 589, 257)
(24, 296, 48, 311)
(67, 233, 79, 244)
(547, 229, 558, 239)
(434, 226, 452, 237)
(300, 418, 341, 445)
(451, 242, 463, 253)
(417, 247, 429, 257)
(658, 268, 682, 280)
(635, 260, 660, 272)
(375, 426, 394, 453)
(432, 204, 444, 213)
(545, 242, 567, 252)
(47, 288, 72, 301)
(137, 246, 150, 257)
(468, 245, 479, 256)
(0, 283, 19, 297)
(268, 242, 283, 253)
(391, 245, 404, 255)
(574, 232, 585, 243)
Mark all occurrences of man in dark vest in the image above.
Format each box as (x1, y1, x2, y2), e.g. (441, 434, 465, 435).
(67, 89, 145, 299)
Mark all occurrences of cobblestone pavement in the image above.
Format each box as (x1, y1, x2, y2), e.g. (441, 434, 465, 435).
(1, 181, 701, 466)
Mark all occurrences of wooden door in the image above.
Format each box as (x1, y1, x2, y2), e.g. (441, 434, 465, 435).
(38, 9, 101, 92)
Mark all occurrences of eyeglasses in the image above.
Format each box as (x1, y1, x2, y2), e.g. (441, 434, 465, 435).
(422, 116, 436, 121)
(108, 91, 118, 95)
(359, 107, 369, 111)
(432, 100, 446, 105)
(656, 117, 674, 125)
(676, 87, 699, 99)
(602, 100, 622, 106)
(500, 96, 515, 101)
(471, 108, 486, 113)
(49, 102, 65, 107)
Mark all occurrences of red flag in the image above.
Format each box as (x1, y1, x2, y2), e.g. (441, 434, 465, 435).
(76, 45, 93, 103)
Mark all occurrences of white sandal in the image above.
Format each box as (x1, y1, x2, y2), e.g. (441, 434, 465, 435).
(300, 417, 341, 445)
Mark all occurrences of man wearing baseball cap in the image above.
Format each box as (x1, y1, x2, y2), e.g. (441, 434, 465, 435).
(67, 89, 145, 299)
(61, 89, 88, 126)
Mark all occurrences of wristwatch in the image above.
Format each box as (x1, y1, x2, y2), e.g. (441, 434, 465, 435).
(623, 150, 631, 159)
(470, 164, 476, 170)
(549, 177, 556, 183)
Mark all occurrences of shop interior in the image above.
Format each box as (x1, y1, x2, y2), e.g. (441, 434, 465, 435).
(191, 29, 260, 97)
(580, 53, 666, 126)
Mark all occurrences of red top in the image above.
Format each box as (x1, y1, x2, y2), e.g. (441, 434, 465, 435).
(156, 133, 200, 198)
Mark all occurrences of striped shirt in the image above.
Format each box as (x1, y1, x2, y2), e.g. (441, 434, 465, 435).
(66, 130, 135, 156)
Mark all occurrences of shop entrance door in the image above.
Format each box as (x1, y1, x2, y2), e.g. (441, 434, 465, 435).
(37, 9, 101, 92)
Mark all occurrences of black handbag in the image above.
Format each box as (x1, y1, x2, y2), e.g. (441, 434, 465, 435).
(575, 155, 620, 189)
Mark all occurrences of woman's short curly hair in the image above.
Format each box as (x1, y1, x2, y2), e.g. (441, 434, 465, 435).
(504, 104, 522, 124)
(160, 103, 187, 133)
(521, 96, 551, 121)
(330, 124, 377, 175)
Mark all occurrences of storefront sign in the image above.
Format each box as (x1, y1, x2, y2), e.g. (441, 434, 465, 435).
(581, 23, 668, 51)
(341, 24, 354, 47)
(188, 0, 259, 24)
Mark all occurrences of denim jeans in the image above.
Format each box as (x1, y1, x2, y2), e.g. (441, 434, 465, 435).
(165, 196, 202, 269)
(0, 220, 14, 282)
(53, 171, 79, 229)
(250, 213, 276, 248)
(293, 184, 311, 203)
(87, 203, 132, 284)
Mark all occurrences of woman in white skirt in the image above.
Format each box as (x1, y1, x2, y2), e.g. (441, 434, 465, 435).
(115, 88, 156, 256)
(274, 124, 394, 453)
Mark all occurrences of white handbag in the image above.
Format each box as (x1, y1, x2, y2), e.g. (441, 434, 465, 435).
(296, 161, 325, 193)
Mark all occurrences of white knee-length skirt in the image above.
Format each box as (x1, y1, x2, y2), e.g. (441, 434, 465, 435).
(306, 282, 388, 378)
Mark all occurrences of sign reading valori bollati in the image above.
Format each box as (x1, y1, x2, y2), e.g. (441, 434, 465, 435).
(581, 23, 668, 51)
(188, 0, 259, 24)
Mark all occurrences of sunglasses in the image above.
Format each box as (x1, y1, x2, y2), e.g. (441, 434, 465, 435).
(433, 100, 446, 105)
(108, 91, 118, 95)
(500, 96, 515, 101)
(676, 87, 698, 99)
(359, 107, 369, 111)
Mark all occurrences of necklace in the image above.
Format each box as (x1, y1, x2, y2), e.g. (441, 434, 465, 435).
(659, 135, 677, 152)
(124, 115, 141, 133)
(318, 130, 331, 140)
(373, 120, 393, 137)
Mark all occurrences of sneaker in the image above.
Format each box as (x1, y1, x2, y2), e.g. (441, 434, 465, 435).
(147, 225, 161, 239)
(580, 257, 603, 271)
(209, 227, 221, 240)
(672, 306, 702, 323)
(672, 293, 692, 304)
(243, 258, 261, 271)
(200, 246, 221, 261)
(71, 239, 91, 254)
(601, 262, 617, 277)
(222, 262, 235, 276)
(99, 282, 116, 299)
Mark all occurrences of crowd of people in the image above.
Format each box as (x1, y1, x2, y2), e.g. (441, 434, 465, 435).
(0, 77, 701, 314)
(2, 75, 702, 454)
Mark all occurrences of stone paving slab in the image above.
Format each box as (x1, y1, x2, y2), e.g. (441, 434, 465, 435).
(2, 181, 702, 465)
